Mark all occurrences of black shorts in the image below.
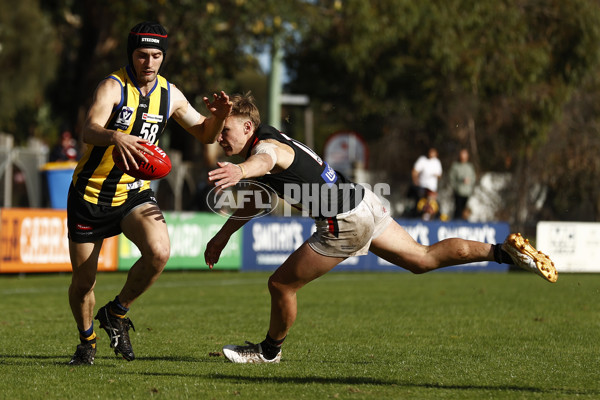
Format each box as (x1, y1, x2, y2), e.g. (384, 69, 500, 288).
(67, 184, 158, 243)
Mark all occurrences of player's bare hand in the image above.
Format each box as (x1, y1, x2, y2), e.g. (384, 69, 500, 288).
(208, 161, 244, 190)
(203, 91, 232, 120)
(113, 133, 152, 170)
(204, 234, 229, 269)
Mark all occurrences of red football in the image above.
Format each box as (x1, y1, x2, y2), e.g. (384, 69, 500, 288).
(112, 142, 172, 180)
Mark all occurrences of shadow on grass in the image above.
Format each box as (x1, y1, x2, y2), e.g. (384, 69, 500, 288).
(207, 373, 599, 397)
(1, 354, 596, 397)
(132, 355, 219, 363)
(0, 354, 68, 366)
(0, 353, 220, 366)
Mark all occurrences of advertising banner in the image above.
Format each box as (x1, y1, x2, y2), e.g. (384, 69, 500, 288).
(537, 221, 600, 272)
(242, 217, 510, 272)
(0, 208, 118, 273)
(118, 212, 241, 271)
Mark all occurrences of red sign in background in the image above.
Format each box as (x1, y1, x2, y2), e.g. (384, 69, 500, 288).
(0, 208, 117, 273)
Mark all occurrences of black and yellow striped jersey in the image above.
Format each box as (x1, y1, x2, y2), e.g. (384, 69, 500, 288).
(72, 66, 170, 206)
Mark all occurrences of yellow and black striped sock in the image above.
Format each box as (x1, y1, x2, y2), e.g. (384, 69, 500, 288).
(79, 331, 97, 348)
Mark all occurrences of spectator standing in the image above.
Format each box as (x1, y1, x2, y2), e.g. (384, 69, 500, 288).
(411, 147, 443, 203)
(449, 148, 476, 220)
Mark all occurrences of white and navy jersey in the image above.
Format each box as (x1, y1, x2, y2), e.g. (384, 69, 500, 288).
(246, 125, 364, 218)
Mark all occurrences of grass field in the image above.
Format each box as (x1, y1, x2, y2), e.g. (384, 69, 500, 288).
(0, 270, 598, 399)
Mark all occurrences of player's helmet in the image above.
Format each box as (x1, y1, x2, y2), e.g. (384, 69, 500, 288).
(127, 21, 168, 72)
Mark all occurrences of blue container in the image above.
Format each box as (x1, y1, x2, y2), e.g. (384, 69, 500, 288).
(42, 161, 76, 209)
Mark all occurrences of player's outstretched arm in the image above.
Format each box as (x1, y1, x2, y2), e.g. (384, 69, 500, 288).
(208, 154, 273, 189)
(208, 140, 290, 189)
(204, 204, 257, 269)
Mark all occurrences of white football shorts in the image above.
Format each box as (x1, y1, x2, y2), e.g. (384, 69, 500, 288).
(307, 187, 392, 258)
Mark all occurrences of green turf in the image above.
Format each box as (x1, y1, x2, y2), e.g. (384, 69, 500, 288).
(0, 270, 598, 399)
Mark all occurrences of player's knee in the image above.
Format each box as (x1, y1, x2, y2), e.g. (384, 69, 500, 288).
(454, 241, 471, 261)
(267, 274, 279, 294)
(145, 242, 170, 272)
(70, 276, 96, 296)
(406, 264, 431, 274)
(267, 274, 287, 296)
(153, 244, 170, 269)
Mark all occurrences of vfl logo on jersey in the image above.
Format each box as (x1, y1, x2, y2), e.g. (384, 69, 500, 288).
(142, 113, 164, 123)
(115, 106, 135, 130)
(127, 180, 145, 189)
(321, 162, 338, 186)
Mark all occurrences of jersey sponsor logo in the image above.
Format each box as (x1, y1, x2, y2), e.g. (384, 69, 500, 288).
(321, 162, 338, 186)
(142, 113, 164, 123)
(115, 106, 135, 130)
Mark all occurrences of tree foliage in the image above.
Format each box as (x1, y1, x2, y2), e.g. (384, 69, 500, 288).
(285, 0, 600, 227)
(288, 0, 600, 148)
(0, 0, 59, 136)
(2, 0, 300, 144)
(535, 73, 600, 221)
